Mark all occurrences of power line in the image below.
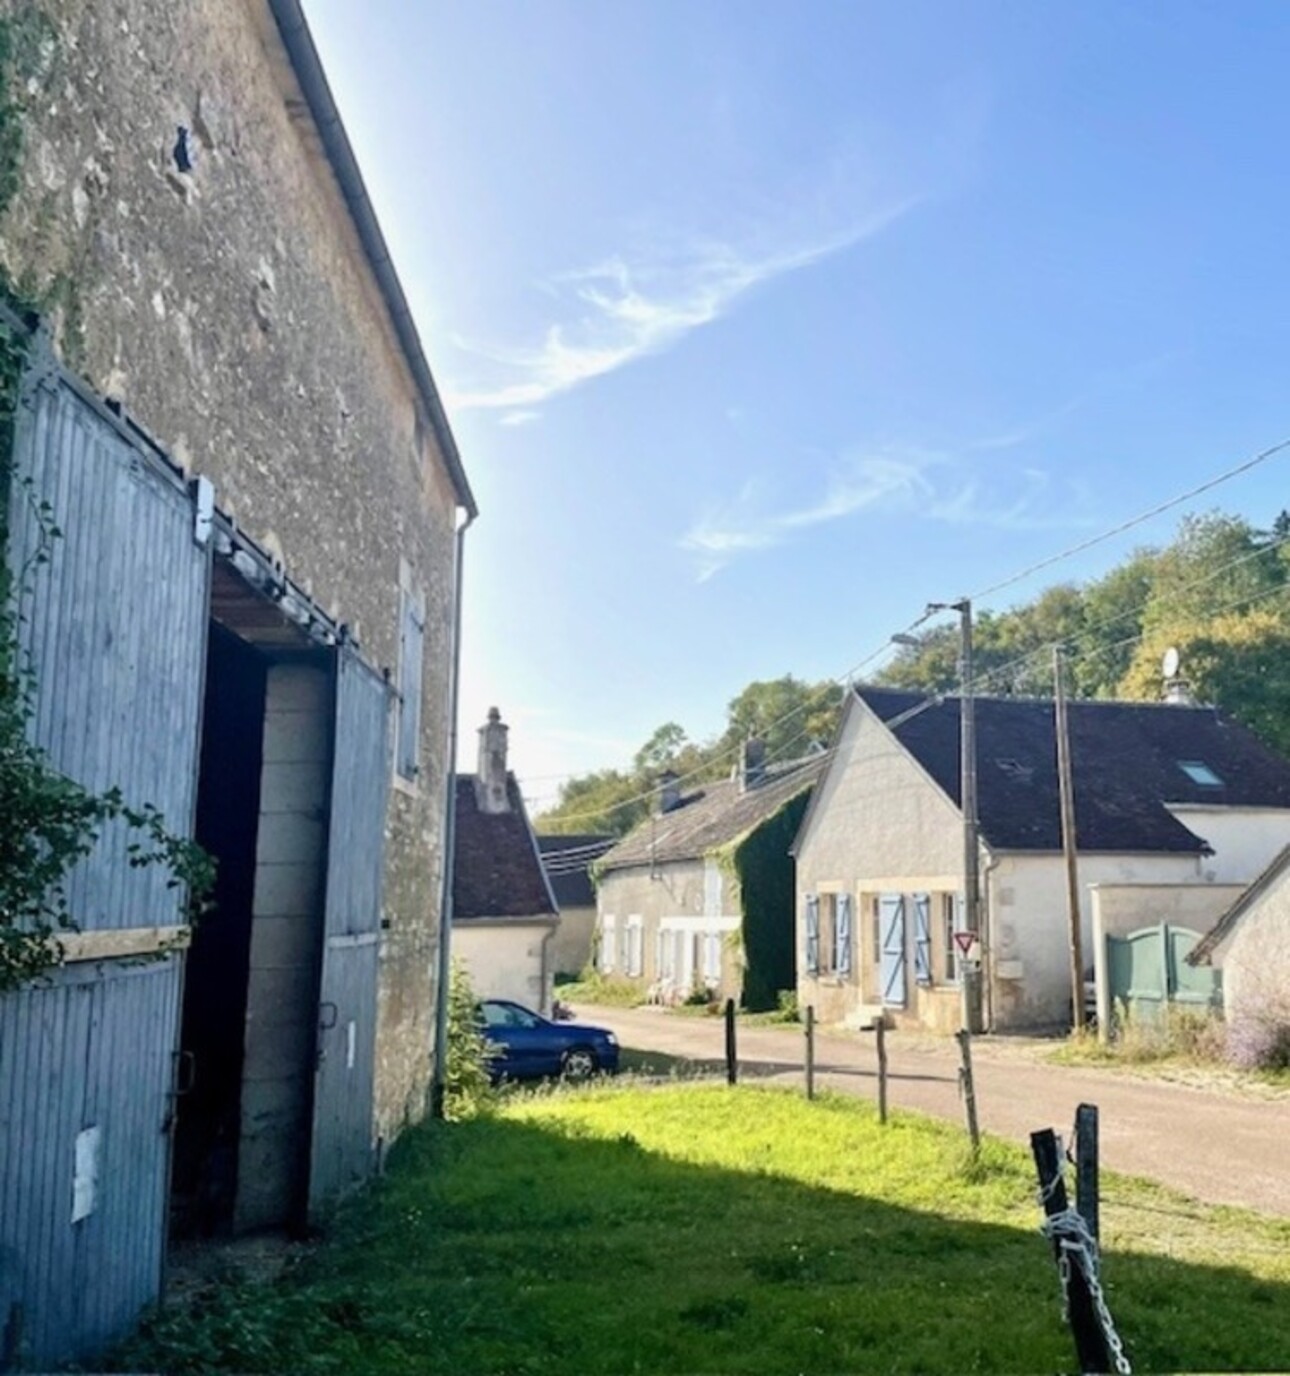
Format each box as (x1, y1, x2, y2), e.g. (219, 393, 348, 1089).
(970, 435, 1290, 602)
(969, 531, 1290, 696)
(534, 433, 1290, 826)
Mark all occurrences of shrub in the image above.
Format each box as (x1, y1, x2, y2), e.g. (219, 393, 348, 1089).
(1227, 992, 1290, 1072)
(443, 960, 495, 1121)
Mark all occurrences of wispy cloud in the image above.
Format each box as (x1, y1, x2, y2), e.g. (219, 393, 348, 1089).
(682, 450, 1099, 581)
(498, 410, 542, 427)
(447, 198, 921, 411)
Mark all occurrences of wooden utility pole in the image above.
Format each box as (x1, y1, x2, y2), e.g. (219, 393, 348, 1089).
(928, 598, 982, 1032)
(724, 998, 738, 1085)
(1053, 645, 1085, 1031)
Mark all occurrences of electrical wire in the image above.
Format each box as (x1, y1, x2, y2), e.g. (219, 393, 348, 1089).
(970, 435, 1290, 602)
(533, 434, 1290, 825)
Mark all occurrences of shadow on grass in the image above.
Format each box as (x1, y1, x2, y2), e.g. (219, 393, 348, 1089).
(118, 1101, 1290, 1376)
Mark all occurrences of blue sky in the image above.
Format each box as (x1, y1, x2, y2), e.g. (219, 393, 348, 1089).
(306, 1, 1290, 806)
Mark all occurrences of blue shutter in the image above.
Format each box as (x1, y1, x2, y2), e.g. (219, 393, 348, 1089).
(879, 894, 906, 1007)
(913, 892, 932, 986)
(837, 894, 853, 977)
(805, 895, 820, 976)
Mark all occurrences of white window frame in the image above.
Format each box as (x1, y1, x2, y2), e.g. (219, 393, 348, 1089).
(600, 914, 617, 973)
(625, 916, 644, 977)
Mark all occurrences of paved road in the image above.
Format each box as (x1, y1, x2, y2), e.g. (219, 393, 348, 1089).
(574, 1004, 1290, 1217)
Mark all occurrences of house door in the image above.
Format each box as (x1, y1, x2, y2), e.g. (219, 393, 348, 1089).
(307, 649, 391, 1222)
(879, 894, 907, 1007)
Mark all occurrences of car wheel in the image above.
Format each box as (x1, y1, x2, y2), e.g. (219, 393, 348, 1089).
(561, 1046, 597, 1082)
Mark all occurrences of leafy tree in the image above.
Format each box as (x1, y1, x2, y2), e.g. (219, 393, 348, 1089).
(633, 721, 688, 775)
(718, 675, 843, 759)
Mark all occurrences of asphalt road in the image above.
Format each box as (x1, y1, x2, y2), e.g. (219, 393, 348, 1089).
(573, 1004, 1290, 1217)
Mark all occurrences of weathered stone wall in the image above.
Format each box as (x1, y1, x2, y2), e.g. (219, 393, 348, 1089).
(0, 0, 462, 1138)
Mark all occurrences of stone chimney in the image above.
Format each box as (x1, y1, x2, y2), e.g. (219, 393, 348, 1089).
(475, 706, 510, 813)
(657, 769, 681, 814)
(1163, 677, 1195, 706)
(739, 737, 766, 793)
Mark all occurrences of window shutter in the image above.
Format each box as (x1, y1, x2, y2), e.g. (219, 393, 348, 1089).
(880, 894, 907, 1007)
(837, 893, 853, 977)
(805, 895, 820, 976)
(396, 590, 425, 781)
(913, 892, 932, 986)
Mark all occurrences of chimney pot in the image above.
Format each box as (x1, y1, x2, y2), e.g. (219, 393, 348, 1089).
(657, 769, 681, 814)
(740, 737, 766, 793)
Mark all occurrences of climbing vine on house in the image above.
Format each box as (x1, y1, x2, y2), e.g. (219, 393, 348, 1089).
(0, 308, 213, 993)
(723, 791, 812, 1013)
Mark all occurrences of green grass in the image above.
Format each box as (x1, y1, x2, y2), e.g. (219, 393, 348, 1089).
(116, 1085, 1290, 1374)
(555, 972, 647, 1007)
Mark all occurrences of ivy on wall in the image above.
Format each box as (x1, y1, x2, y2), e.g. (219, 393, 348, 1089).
(726, 792, 812, 1012)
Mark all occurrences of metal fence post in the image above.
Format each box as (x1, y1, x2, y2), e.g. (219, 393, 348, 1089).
(875, 1018, 888, 1124)
(724, 998, 737, 1085)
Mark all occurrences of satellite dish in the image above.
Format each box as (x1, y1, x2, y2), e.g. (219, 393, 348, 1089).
(1162, 646, 1181, 679)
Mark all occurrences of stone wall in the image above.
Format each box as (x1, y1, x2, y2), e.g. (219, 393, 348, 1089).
(0, 0, 463, 1138)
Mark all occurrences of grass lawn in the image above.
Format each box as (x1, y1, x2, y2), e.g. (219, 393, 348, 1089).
(117, 1085, 1290, 1374)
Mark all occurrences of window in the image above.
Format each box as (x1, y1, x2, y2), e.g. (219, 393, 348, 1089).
(942, 893, 960, 984)
(1178, 760, 1223, 787)
(820, 893, 838, 974)
(479, 1001, 539, 1030)
(395, 587, 425, 782)
(599, 915, 617, 973)
(625, 918, 644, 977)
(703, 931, 722, 982)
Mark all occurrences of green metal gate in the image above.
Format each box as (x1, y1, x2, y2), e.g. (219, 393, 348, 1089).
(1106, 923, 1222, 1023)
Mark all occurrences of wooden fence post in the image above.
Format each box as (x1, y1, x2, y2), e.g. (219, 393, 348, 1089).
(805, 1005, 816, 1100)
(875, 1018, 888, 1124)
(1031, 1128, 1112, 1374)
(1075, 1103, 1099, 1243)
(724, 998, 737, 1085)
(955, 1028, 981, 1155)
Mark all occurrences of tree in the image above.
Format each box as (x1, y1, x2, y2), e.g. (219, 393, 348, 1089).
(718, 676, 843, 759)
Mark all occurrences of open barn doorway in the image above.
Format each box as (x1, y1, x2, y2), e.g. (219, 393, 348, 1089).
(171, 562, 333, 1238)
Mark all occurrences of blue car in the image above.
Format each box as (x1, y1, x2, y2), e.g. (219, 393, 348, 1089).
(478, 999, 620, 1082)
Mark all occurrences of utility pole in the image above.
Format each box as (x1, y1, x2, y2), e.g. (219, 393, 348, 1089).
(1053, 644, 1085, 1032)
(927, 598, 982, 1033)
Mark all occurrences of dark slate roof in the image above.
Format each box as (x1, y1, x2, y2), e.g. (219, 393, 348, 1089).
(600, 757, 826, 872)
(537, 834, 614, 909)
(856, 686, 1290, 854)
(453, 774, 557, 920)
(1190, 843, 1290, 964)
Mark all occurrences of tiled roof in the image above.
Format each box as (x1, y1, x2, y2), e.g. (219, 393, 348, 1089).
(856, 686, 1290, 854)
(453, 774, 557, 919)
(599, 757, 826, 872)
(537, 834, 614, 909)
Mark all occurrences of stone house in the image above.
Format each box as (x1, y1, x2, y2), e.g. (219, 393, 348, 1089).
(595, 746, 825, 1010)
(538, 834, 615, 978)
(793, 686, 1290, 1032)
(452, 710, 560, 1014)
(1190, 844, 1290, 1048)
(0, 1, 474, 1364)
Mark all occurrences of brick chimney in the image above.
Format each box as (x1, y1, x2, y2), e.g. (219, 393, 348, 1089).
(657, 769, 681, 814)
(475, 706, 510, 813)
(739, 737, 766, 793)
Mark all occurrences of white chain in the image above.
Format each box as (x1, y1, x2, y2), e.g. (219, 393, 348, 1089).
(1038, 1181, 1133, 1375)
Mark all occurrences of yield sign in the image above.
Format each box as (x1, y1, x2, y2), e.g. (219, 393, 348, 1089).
(953, 931, 980, 962)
